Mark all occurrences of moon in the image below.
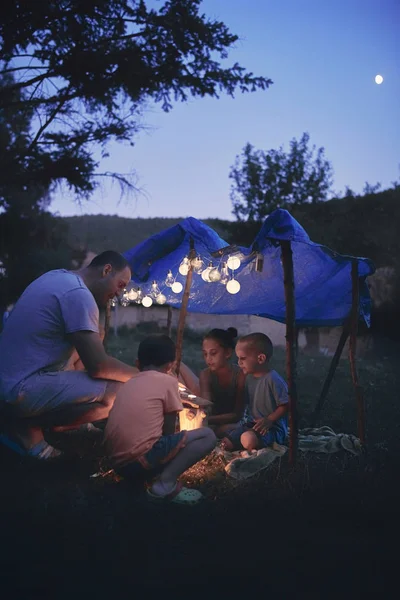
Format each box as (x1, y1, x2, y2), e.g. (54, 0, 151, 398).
(375, 74, 384, 85)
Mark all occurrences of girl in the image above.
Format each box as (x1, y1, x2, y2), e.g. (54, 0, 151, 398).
(199, 327, 245, 437)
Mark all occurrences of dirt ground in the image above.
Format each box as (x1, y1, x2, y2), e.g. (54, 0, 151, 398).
(1, 331, 399, 597)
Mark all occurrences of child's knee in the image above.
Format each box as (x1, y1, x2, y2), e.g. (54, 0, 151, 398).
(240, 430, 259, 451)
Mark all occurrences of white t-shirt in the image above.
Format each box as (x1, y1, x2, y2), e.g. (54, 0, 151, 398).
(0, 269, 99, 401)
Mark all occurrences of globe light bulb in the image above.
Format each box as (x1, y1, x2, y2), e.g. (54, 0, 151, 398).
(134, 288, 142, 304)
(227, 255, 241, 271)
(191, 256, 204, 274)
(128, 288, 138, 301)
(110, 298, 117, 307)
(171, 281, 183, 294)
(201, 263, 212, 282)
(220, 262, 229, 285)
(178, 257, 189, 276)
(226, 279, 241, 295)
(142, 295, 153, 308)
(120, 292, 130, 307)
(208, 267, 221, 282)
(150, 281, 161, 298)
(155, 293, 167, 305)
(165, 270, 174, 287)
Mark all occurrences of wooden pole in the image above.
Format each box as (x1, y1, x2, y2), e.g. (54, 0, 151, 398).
(280, 240, 299, 465)
(310, 323, 350, 426)
(175, 239, 196, 378)
(103, 300, 111, 348)
(167, 305, 173, 337)
(349, 260, 366, 444)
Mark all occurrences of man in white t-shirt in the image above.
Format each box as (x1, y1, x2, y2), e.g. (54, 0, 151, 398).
(0, 251, 138, 460)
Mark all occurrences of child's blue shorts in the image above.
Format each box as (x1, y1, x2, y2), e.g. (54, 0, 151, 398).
(115, 430, 187, 481)
(225, 421, 285, 450)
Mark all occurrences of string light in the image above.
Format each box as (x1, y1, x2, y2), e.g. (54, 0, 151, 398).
(155, 293, 167, 305)
(150, 281, 161, 298)
(227, 255, 241, 271)
(226, 278, 240, 294)
(191, 256, 204, 274)
(220, 262, 229, 285)
(171, 281, 183, 294)
(165, 270, 174, 287)
(178, 257, 190, 276)
(128, 288, 138, 301)
(201, 262, 213, 282)
(208, 267, 221, 282)
(142, 295, 153, 308)
(134, 288, 143, 304)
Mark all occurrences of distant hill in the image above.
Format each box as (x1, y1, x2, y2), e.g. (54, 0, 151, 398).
(61, 187, 400, 270)
(61, 215, 231, 255)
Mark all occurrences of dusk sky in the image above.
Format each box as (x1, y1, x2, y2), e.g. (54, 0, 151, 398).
(51, 0, 400, 221)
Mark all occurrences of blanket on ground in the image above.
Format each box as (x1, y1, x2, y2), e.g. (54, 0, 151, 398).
(216, 426, 362, 480)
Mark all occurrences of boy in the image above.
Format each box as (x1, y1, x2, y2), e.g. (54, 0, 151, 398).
(104, 334, 216, 505)
(221, 333, 288, 452)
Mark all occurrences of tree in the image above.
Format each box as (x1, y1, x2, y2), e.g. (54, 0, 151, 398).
(0, 0, 271, 200)
(230, 132, 334, 221)
(0, 73, 84, 308)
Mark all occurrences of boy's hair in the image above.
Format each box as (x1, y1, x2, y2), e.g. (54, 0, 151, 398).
(203, 327, 238, 350)
(238, 333, 274, 360)
(138, 334, 176, 368)
(88, 250, 129, 273)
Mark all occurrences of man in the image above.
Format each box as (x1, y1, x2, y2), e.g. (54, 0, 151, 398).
(0, 251, 138, 460)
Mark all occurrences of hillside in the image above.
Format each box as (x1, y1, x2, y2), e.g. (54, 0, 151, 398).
(61, 187, 400, 271)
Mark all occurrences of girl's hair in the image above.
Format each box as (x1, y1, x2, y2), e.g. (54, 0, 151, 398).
(203, 327, 238, 349)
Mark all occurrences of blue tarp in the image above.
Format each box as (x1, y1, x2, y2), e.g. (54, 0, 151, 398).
(123, 209, 375, 327)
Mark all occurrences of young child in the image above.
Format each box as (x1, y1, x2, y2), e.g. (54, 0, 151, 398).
(221, 332, 288, 452)
(199, 327, 245, 437)
(104, 334, 216, 504)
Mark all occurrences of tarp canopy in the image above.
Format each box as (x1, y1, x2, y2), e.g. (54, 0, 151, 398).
(123, 209, 375, 327)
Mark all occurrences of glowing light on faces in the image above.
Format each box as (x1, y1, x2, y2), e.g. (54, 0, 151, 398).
(142, 295, 153, 308)
(227, 255, 241, 270)
(226, 278, 240, 294)
(171, 281, 183, 294)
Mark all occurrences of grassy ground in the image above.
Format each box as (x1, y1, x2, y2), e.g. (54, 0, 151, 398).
(1, 324, 399, 597)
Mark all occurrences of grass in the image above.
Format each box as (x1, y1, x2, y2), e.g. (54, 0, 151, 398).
(1, 324, 399, 595)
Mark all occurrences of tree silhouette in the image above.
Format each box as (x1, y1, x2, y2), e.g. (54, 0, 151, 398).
(230, 133, 333, 221)
(0, 0, 271, 197)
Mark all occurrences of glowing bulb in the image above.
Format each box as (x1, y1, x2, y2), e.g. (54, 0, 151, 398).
(375, 74, 383, 85)
(226, 279, 241, 294)
(156, 293, 167, 305)
(208, 267, 221, 282)
(165, 270, 174, 287)
(134, 288, 142, 304)
(142, 295, 153, 308)
(178, 257, 189, 276)
(110, 298, 117, 307)
(201, 264, 212, 282)
(191, 256, 204, 274)
(220, 262, 229, 285)
(150, 281, 161, 298)
(128, 288, 138, 301)
(227, 255, 241, 270)
(171, 281, 183, 294)
(120, 292, 130, 307)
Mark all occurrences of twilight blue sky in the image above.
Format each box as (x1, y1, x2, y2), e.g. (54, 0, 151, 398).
(51, 0, 400, 220)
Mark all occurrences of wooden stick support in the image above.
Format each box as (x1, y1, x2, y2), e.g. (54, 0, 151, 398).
(175, 239, 196, 378)
(167, 305, 173, 337)
(280, 240, 299, 465)
(349, 260, 366, 445)
(310, 323, 350, 426)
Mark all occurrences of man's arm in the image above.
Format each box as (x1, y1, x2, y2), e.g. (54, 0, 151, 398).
(67, 330, 138, 382)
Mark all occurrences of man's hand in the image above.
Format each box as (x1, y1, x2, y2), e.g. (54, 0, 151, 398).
(253, 417, 273, 436)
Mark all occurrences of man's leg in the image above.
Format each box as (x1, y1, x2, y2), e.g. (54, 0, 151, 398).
(151, 427, 216, 496)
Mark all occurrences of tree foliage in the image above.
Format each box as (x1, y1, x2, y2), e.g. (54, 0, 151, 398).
(0, 0, 271, 198)
(230, 132, 334, 221)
